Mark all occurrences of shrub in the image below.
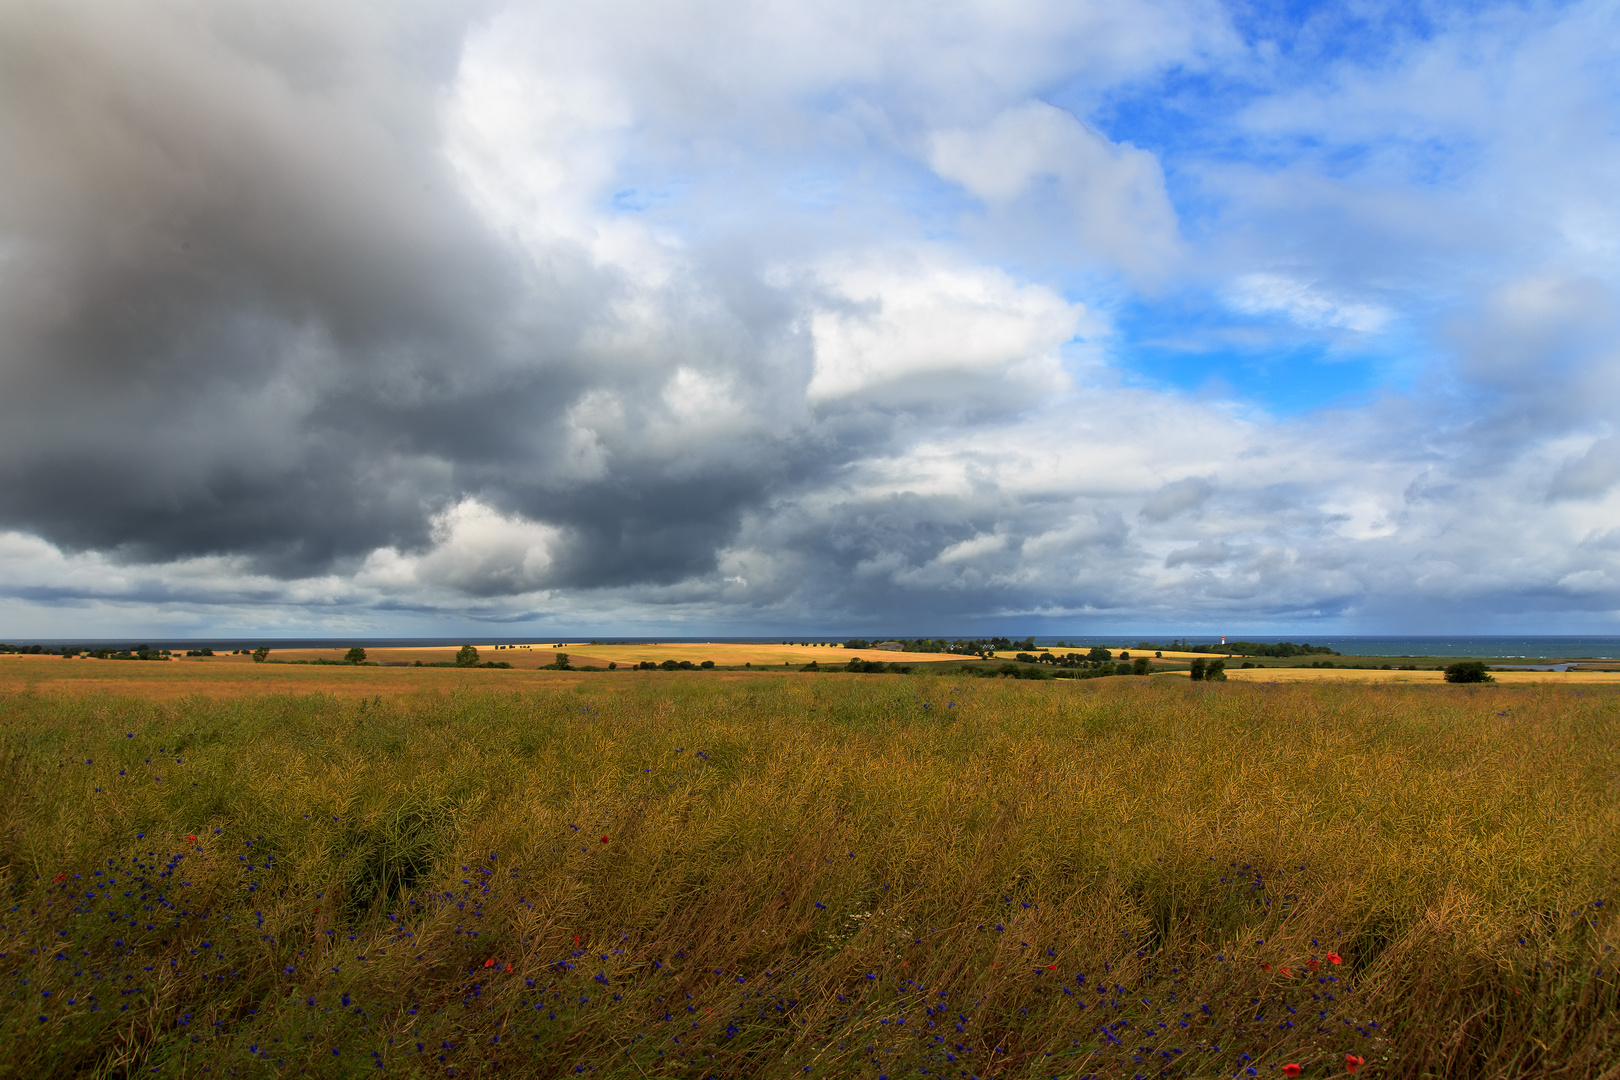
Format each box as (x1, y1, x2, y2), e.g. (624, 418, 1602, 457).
(456, 645, 479, 667)
(251, 646, 269, 663)
(1444, 660, 1495, 683)
(345, 647, 367, 664)
(1189, 658, 1207, 681)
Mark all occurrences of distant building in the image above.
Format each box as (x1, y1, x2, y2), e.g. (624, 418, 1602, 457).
(874, 641, 905, 651)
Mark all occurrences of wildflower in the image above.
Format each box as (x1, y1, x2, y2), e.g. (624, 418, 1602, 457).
(1307, 957, 1320, 972)
(1327, 952, 1342, 965)
(484, 958, 496, 968)
(600, 836, 609, 844)
(506, 963, 513, 973)
(1280, 966, 1293, 978)
(1283, 1065, 1302, 1077)
(187, 835, 198, 844)
(1260, 962, 1271, 971)
(54, 873, 68, 884)
(1345, 1054, 1365, 1074)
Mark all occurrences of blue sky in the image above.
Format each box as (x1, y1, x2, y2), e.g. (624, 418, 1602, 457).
(0, 0, 1617, 638)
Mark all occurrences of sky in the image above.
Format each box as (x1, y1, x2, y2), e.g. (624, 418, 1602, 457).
(1, 0, 1618, 639)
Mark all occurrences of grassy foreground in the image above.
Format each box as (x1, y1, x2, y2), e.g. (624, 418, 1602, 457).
(3, 676, 1618, 1079)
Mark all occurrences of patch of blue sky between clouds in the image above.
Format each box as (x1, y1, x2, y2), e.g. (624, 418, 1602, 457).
(1108, 289, 1417, 415)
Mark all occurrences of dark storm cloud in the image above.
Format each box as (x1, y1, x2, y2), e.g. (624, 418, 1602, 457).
(0, 1, 499, 556)
(0, 0, 833, 590)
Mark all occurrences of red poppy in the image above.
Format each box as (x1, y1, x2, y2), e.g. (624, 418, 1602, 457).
(573, 935, 580, 947)
(1280, 966, 1294, 978)
(187, 835, 198, 843)
(1283, 1065, 1302, 1078)
(1345, 1054, 1365, 1074)
(484, 957, 496, 968)
(505, 963, 513, 973)
(1047, 964, 1057, 971)
(1261, 962, 1271, 971)
(600, 836, 609, 844)
(1308, 957, 1320, 972)
(53, 872, 68, 884)
(1327, 952, 1342, 964)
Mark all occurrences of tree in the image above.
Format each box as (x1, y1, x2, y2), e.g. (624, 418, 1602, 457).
(251, 646, 269, 663)
(456, 644, 479, 667)
(1189, 658, 1207, 681)
(1087, 646, 1112, 663)
(1205, 659, 1227, 681)
(1444, 661, 1494, 684)
(1133, 657, 1152, 675)
(344, 647, 367, 664)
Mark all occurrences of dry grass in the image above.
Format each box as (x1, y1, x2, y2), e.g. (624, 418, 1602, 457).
(1224, 670, 1620, 689)
(260, 641, 951, 668)
(3, 675, 1618, 1078)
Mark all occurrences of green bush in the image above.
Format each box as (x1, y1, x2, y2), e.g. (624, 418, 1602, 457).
(1444, 660, 1495, 683)
(455, 645, 479, 667)
(345, 647, 367, 664)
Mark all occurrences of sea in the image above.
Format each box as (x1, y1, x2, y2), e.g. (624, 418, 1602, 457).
(1030, 635, 1620, 659)
(9, 633, 1619, 659)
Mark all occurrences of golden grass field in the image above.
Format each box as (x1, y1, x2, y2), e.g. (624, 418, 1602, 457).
(5, 659, 1620, 1077)
(6, 646, 1619, 704)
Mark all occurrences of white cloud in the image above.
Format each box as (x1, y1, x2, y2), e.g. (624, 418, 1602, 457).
(801, 251, 1082, 403)
(360, 499, 564, 597)
(1225, 273, 1390, 334)
(928, 101, 1180, 278)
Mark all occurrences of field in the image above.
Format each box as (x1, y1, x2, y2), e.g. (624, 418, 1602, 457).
(4, 667, 1619, 1079)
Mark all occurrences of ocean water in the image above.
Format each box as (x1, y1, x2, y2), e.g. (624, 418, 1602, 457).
(1035, 635, 1620, 659)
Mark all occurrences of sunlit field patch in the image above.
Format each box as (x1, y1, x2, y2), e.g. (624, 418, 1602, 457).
(3, 677, 1618, 1077)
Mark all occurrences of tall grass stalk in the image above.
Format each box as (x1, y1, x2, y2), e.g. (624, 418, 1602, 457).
(2, 677, 1617, 1077)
